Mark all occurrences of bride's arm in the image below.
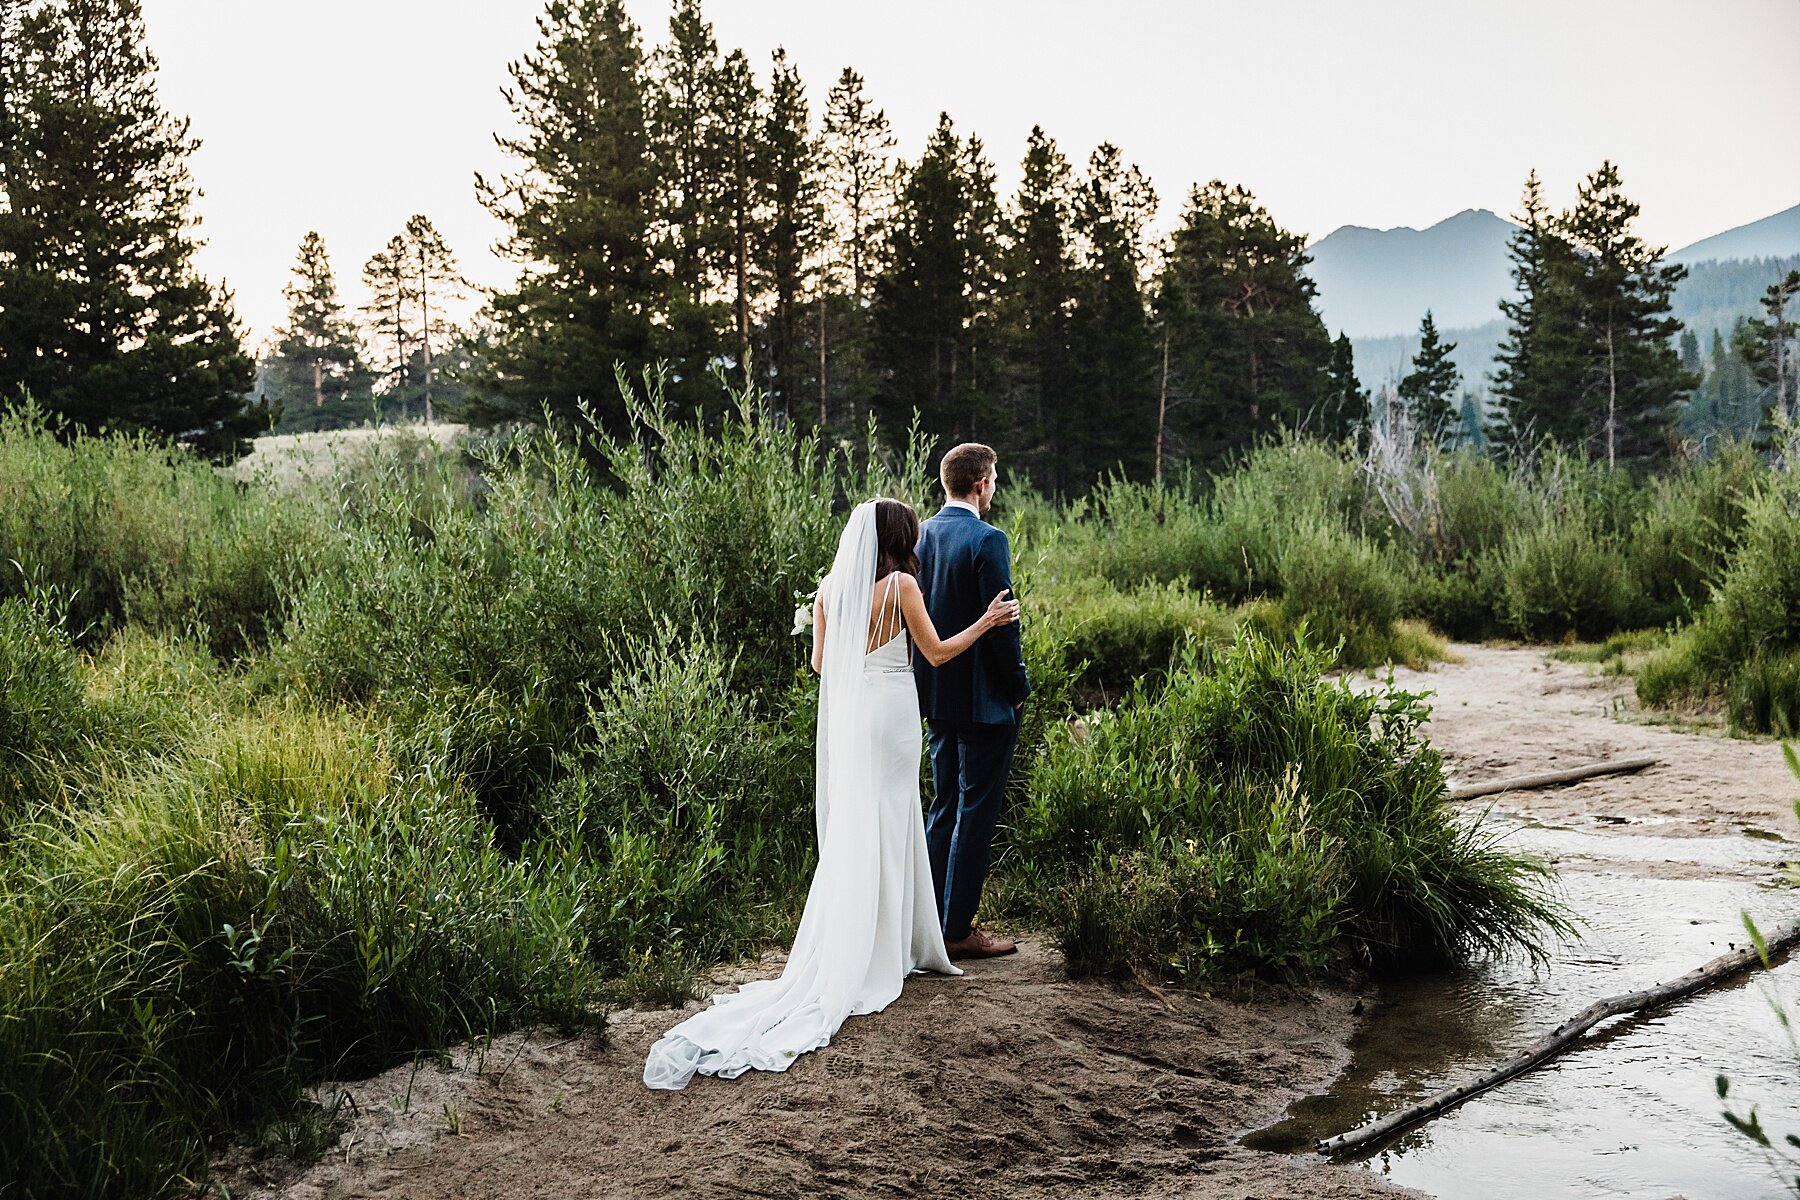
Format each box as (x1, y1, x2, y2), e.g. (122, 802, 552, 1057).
(810, 582, 828, 674)
(897, 574, 1019, 667)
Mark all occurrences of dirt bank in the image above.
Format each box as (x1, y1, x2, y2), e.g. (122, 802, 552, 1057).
(225, 940, 1417, 1200)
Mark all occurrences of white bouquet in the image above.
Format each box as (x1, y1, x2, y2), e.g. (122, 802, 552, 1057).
(791, 586, 817, 637)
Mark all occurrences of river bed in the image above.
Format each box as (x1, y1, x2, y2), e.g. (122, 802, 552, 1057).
(1247, 816, 1800, 1198)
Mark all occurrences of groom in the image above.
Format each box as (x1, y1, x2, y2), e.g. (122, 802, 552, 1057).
(914, 443, 1031, 959)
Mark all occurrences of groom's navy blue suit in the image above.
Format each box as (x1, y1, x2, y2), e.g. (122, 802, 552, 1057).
(914, 504, 1031, 940)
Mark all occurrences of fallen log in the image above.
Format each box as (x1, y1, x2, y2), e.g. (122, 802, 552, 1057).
(1447, 754, 1659, 802)
(1317, 915, 1800, 1156)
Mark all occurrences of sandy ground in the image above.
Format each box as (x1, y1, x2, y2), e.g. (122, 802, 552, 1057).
(1381, 643, 1800, 841)
(220, 643, 1799, 1199)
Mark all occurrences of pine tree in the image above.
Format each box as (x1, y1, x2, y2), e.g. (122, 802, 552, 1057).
(646, 0, 728, 408)
(1491, 170, 1578, 448)
(871, 114, 1001, 441)
(264, 231, 370, 427)
(818, 67, 894, 429)
(1399, 310, 1460, 439)
(1678, 328, 1701, 376)
(473, 0, 659, 431)
(1067, 143, 1158, 484)
(756, 48, 822, 421)
(0, 0, 261, 458)
(821, 68, 893, 309)
(1322, 332, 1368, 441)
(1740, 269, 1800, 426)
(711, 49, 763, 382)
(361, 235, 415, 414)
(998, 126, 1076, 492)
(1153, 181, 1332, 465)
(1494, 164, 1692, 463)
(401, 214, 466, 424)
(1557, 162, 1692, 465)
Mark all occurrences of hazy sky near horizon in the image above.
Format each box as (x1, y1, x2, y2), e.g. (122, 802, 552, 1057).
(138, 0, 1800, 345)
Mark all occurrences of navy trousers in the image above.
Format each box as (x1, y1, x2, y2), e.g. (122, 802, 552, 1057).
(925, 717, 1020, 940)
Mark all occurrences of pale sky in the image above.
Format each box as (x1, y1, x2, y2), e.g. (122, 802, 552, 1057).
(140, 0, 1800, 346)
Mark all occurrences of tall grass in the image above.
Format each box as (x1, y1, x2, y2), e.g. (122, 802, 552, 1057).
(0, 402, 322, 655)
(1008, 631, 1570, 978)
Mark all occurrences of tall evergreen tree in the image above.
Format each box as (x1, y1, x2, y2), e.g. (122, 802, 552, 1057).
(1322, 332, 1368, 441)
(711, 48, 763, 381)
(871, 114, 1001, 441)
(756, 47, 822, 420)
(1678, 327, 1701, 376)
(472, 0, 658, 430)
(400, 214, 466, 424)
(817, 67, 894, 428)
(1491, 170, 1576, 447)
(1399, 310, 1460, 439)
(998, 126, 1076, 492)
(645, 0, 728, 407)
(1154, 181, 1332, 465)
(1067, 143, 1158, 484)
(0, 0, 261, 458)
(1740, 269, 1800, 426)
(361, 234, 415, 411)
(1557, 161, 1692, 464)
(1494, 164, 1691, 463)
(263, 231, 369, 426)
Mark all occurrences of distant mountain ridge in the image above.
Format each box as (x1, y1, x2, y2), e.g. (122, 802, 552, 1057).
(1669, 203, 1800, 266)
(1308, 209, 1518, 339)
(1309, 201, 1800, 392)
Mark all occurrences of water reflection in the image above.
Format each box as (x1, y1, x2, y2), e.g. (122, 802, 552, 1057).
(1246, 822, 1800, 1199)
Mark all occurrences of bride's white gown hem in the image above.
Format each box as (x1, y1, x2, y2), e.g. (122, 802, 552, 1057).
(643, 503, 957, 1091)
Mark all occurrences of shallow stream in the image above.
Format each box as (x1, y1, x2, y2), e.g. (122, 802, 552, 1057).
(1246, 815, 1800, 1199)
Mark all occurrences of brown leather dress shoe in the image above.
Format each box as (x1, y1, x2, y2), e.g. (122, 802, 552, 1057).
(943, 928, 1017, 959)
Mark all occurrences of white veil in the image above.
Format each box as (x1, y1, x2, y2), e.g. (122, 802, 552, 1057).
(813, 499, 880, 847)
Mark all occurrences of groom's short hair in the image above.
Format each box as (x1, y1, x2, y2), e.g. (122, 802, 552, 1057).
(941, 443, 996, 499)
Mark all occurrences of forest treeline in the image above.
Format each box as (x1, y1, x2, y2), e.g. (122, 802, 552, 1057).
(1, 0, 1798, 480)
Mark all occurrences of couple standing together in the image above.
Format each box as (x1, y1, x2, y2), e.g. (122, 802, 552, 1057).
(644, 443, 1030, 1090)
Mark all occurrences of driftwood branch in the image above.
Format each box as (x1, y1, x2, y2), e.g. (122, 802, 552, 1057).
(1447, 755, 1659, 802)
(1318, 916, 1800, 1156)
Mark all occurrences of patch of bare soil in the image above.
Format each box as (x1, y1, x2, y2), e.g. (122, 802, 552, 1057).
(1376, 643, 1800, 841)
(222, 942, 1419, 1200)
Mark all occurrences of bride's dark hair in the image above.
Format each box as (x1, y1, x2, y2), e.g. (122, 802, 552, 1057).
(873, 498, 920, 580)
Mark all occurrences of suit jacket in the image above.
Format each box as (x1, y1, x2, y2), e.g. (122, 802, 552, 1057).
(913, 506, 1031, 724)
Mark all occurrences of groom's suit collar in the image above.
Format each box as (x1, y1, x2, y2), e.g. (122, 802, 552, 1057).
(941, 499, 981, 518)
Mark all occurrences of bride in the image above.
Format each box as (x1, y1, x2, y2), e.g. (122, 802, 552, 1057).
(643, 498, 1020, 1090)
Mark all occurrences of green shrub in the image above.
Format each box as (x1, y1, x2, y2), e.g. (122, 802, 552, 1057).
(277, 389, 912, 838)
(1009, 630, 1568, 978)
(1276, 522, 1407, 667)
(1039, 579, 1234, 705)
(1638, 478, 1800, 712)
(0, 714, 602, 1199)
(541, 637, 812, 979)
(1625, 440, 1757, 627)
(1727, 652, 1800, 737)
(1498, 469, 1632, 640)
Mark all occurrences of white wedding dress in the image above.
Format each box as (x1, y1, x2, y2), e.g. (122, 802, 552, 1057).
(643, 501, 959, 1090)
